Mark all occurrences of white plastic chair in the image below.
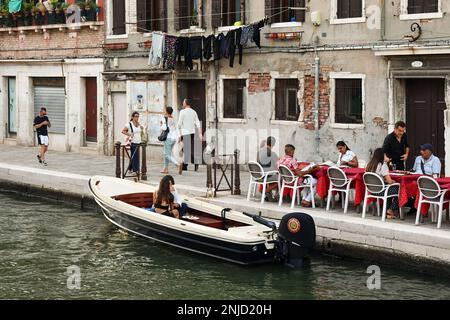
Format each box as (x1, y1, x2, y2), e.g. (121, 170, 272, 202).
(362, 172, 400, 222)
(278, 165, 316, 209)
(416, 176, 449, 229)
(326, 167, 354, 214)
(246, 161, 279, 204)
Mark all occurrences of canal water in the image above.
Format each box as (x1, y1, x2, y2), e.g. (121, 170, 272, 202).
(1, 190, 449, 300)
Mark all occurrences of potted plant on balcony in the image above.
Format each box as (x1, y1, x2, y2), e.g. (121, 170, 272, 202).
(0, 1, 7, 28)
(84, 0, 97, 22)
(22, 1, 33, 26)
(31, 3, 44, 25)
(76, 0, 85, 22)
(52, 0, 64, 24)
(61, 2, 68, 23)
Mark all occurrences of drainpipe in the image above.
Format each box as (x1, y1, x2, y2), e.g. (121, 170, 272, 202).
(314, 47, 320, 156)
(381, 0, 386, 41)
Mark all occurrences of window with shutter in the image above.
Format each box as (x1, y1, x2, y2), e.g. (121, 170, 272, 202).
(176, 0, 201, 30)
(223, 79, 246, 119)
(112, 0, 126, 35)
(408, 0, 438, 14)
(275, 79, 299, 121)
(336, 0, 363, 19)
(334, 79, 363, 124)
(223, 79, 247, 119)
(267, 0, 305, 24)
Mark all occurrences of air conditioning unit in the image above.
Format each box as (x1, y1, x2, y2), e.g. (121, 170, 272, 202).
(311, 11, 321, 26)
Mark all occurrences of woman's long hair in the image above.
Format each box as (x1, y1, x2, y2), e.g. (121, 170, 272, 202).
(130, 111, 139, 121)
(366, 148, 385, 173)
(155, 175, 174, 207)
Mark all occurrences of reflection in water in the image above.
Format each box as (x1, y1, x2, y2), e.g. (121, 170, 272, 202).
(0, 189, 450, 300)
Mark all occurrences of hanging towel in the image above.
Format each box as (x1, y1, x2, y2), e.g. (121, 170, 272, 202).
(236, 28, 243, 65)
(149, 33, 165, 67)
(9, 0, 22, 13)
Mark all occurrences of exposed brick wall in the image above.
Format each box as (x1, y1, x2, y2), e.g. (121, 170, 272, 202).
(0, 25, 105, 59)
(303, 75, 330, 130)
(248, 73, 271, 95)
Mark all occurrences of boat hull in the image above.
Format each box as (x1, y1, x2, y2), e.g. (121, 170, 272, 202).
(97, 199, 277, 265)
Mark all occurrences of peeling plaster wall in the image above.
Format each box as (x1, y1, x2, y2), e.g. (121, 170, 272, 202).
(215, 49, 389, 164)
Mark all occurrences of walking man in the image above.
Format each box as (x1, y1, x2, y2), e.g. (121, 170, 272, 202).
(33, 107, 51, 166)
(177, 98, 203, 173)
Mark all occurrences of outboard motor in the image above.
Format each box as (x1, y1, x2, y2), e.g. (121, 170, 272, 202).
(277, 212, 316, 268)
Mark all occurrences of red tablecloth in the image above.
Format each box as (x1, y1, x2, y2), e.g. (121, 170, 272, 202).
(315, 166, 365, 207)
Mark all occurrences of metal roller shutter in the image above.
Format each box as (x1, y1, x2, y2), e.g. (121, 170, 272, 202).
(34, 86, 66, 134)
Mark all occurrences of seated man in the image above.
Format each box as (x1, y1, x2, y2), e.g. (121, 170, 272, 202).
(277, 144, 319, 207)
(412, 143, 441, 178)
(257, 136, 280, 201)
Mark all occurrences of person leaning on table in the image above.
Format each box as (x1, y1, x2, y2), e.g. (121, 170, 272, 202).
(411, 143, 442, 178)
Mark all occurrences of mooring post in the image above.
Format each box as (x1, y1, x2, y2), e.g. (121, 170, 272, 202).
(233, 149, 241, 195)
(141, 143, 147, 181)
(115, 142, 121, 178)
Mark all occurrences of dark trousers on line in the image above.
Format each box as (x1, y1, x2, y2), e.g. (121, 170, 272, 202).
(128, 143, 140, 172)
(182, 134, 202, 167)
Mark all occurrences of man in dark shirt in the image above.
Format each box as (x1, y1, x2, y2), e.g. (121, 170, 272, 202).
(33, 107, 51, 166)
(382, 121, 410, 171)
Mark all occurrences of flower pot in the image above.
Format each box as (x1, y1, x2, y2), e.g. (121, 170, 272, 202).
(33, 12, 44, 26)
(15, 14, 24, 28)
(48, 9, 57, 24)
(85, 8, 96, 22)
(23, 12, 32, 26)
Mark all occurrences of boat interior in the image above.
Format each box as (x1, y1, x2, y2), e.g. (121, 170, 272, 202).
(112, 192, 250, 230)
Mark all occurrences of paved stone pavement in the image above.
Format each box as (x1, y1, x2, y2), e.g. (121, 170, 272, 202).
(0, 144, 250, 195)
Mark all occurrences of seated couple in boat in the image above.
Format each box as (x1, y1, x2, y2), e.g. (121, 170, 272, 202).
(149, 175, 187, 219)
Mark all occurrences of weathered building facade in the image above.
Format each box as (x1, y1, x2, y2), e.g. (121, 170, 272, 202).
(102, 0, 450, 174)
(0, 0, 105, 154)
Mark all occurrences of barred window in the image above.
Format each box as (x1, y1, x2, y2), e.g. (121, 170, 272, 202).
(335, 79, 363, 124)
(275, 79, 299, 121)
(337, 0, 363, 19)
(223, 79, 246, 119)
(408, 0, 438, 14)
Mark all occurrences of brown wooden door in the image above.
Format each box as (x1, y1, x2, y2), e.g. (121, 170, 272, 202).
(85, 77, 98, 142)
(178, 79, 207, 163)
(406, 78, 446, 173)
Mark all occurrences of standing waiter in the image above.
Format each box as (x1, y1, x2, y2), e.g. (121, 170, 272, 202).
(382, 121, 410, 171)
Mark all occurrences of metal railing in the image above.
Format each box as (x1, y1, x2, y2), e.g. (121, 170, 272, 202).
(206, 149, 241, 197)
(115, 142, 147, 181)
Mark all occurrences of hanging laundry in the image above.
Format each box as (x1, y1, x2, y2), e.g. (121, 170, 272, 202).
(240, 25, 254, 46)
(203, 35, 214, 61)
(252, 20, 265, 49)
(164, 36, 178, 70)
(236, 28, 243, 65)
(176, 37, 189, 64)
(214, 33, 225, 61)
(186, 36, 203, 70)
(149, 33, 165, 67)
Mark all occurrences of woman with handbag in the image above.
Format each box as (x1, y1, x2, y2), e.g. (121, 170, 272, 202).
(122, 111, 143, 174)
(159, 107, 182, 174)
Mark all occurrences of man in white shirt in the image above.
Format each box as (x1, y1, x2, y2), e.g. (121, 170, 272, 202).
(177, 98, 203, 172)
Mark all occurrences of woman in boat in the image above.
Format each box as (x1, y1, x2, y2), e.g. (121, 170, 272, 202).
(153, 175, 181, 219)
(336, 141, 358, 168)
(366, 148, 399, 219)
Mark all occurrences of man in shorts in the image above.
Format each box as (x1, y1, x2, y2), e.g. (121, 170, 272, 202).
(33, 107, 51, 166)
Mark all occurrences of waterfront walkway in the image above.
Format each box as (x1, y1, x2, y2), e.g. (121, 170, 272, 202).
(0, 144, 449, 272)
